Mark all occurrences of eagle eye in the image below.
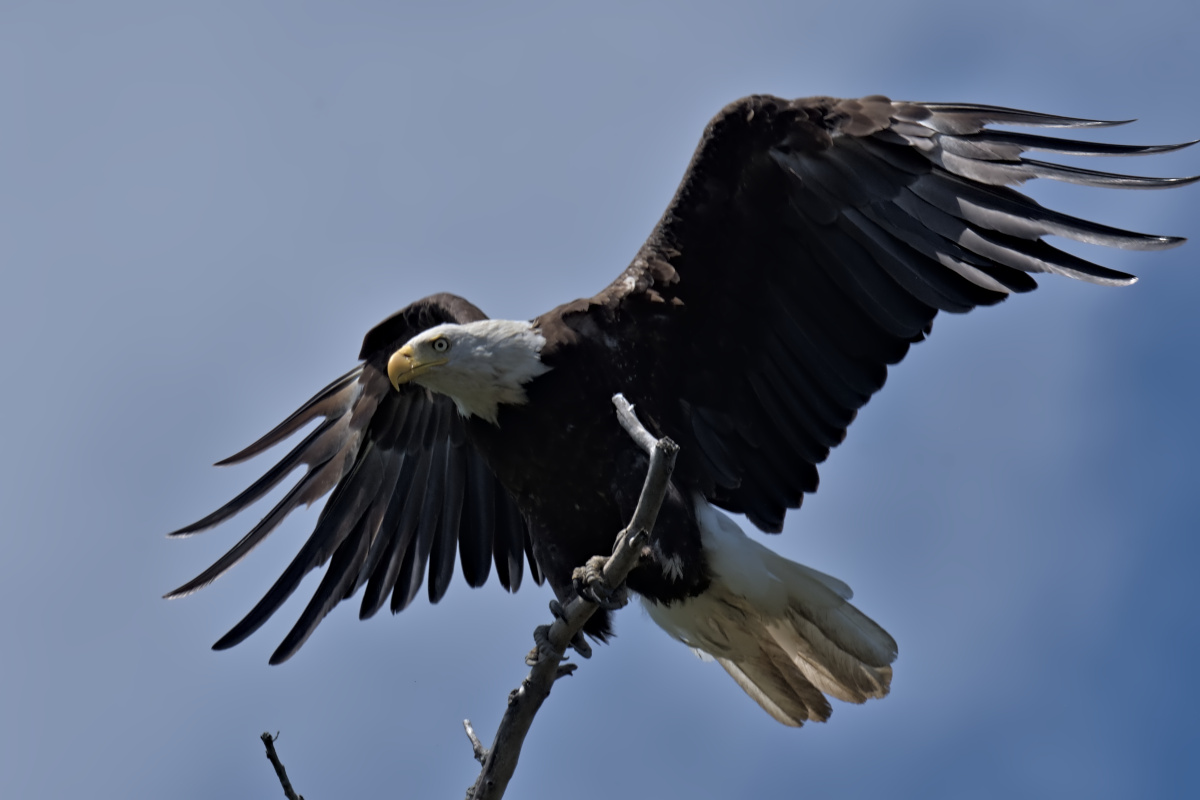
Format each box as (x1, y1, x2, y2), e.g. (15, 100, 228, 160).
(432, 338, 450, 353)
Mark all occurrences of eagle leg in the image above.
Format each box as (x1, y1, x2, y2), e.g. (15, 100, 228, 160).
(571, 555, 630, 611)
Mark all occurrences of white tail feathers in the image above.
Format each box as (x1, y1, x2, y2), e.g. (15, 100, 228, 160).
(643, 498, 897, 726)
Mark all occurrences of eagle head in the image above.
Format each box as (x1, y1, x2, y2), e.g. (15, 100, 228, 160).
(387, 319, 551, 424)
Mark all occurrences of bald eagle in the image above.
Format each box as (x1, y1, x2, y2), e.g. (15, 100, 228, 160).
(168, 95, 1195, 727)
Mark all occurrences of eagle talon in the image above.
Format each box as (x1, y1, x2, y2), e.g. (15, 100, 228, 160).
(572, 555, 629, 611)
(526, 624, 556, 666)
(569, 630, 592, 659)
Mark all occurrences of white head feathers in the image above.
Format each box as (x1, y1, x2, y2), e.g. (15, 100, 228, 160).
(398, 319, 552, 424)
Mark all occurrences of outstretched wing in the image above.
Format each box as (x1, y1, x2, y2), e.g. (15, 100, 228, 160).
(166, 293, 539, 664)
(594, 95, 1196, 532)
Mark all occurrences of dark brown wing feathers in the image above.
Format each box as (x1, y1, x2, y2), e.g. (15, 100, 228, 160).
(167, 293, 537, 663)
(587, 94, 1194, 532)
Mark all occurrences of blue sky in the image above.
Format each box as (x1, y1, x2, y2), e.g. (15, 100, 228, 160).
(3, 1, 1199, 797)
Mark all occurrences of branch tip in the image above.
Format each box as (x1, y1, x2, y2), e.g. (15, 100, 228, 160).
(260, 731, 304, 800)
(463, 720, 488, 764)
(612, 394, 659, 454)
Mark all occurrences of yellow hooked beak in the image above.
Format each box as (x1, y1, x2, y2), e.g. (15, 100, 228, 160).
(387, 344, 448, 390)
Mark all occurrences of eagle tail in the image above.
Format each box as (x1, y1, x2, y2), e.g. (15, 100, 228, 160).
(643, 499, 897, 726)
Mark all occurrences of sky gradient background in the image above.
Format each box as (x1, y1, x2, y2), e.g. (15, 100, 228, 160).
(3, 1, 1199, 797)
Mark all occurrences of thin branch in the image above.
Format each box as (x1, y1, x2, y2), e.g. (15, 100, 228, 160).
(261, 732, 304, 800)
(464, 394, 678, 800)
(613, 393, 659, 454)
(463, 719, 487, 764)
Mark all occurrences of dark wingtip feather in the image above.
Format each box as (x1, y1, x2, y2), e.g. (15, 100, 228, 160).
(214, 367, 363, 466)
(211, 628, 243, 651)
(1120, 172, 1200, 190)
(166, 523, 203, 539)
(215, 423, 310, 467)
(921, 103, 1137, 129)
(1021, 161, 1200, 190)
(212, 591, 283, 651)
(1077, 118, 1136, 128)
(267, 526, 371, 665)
(167, 503, 250, 539)
(975, 131, 1199, 159)
(163, 582, 199, 601)
(1023, 116, 1136, 129)
(1148, 234, 1187, 250)
(168, 428, 325, 538)
(1125, 139, 1200, 157)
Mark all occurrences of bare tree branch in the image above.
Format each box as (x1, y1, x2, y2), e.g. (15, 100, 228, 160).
(463, 394, 678, 800)
(261, 732, 304, 800)
(613, 392, 659, 454)
(463, 719, 487, 764)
